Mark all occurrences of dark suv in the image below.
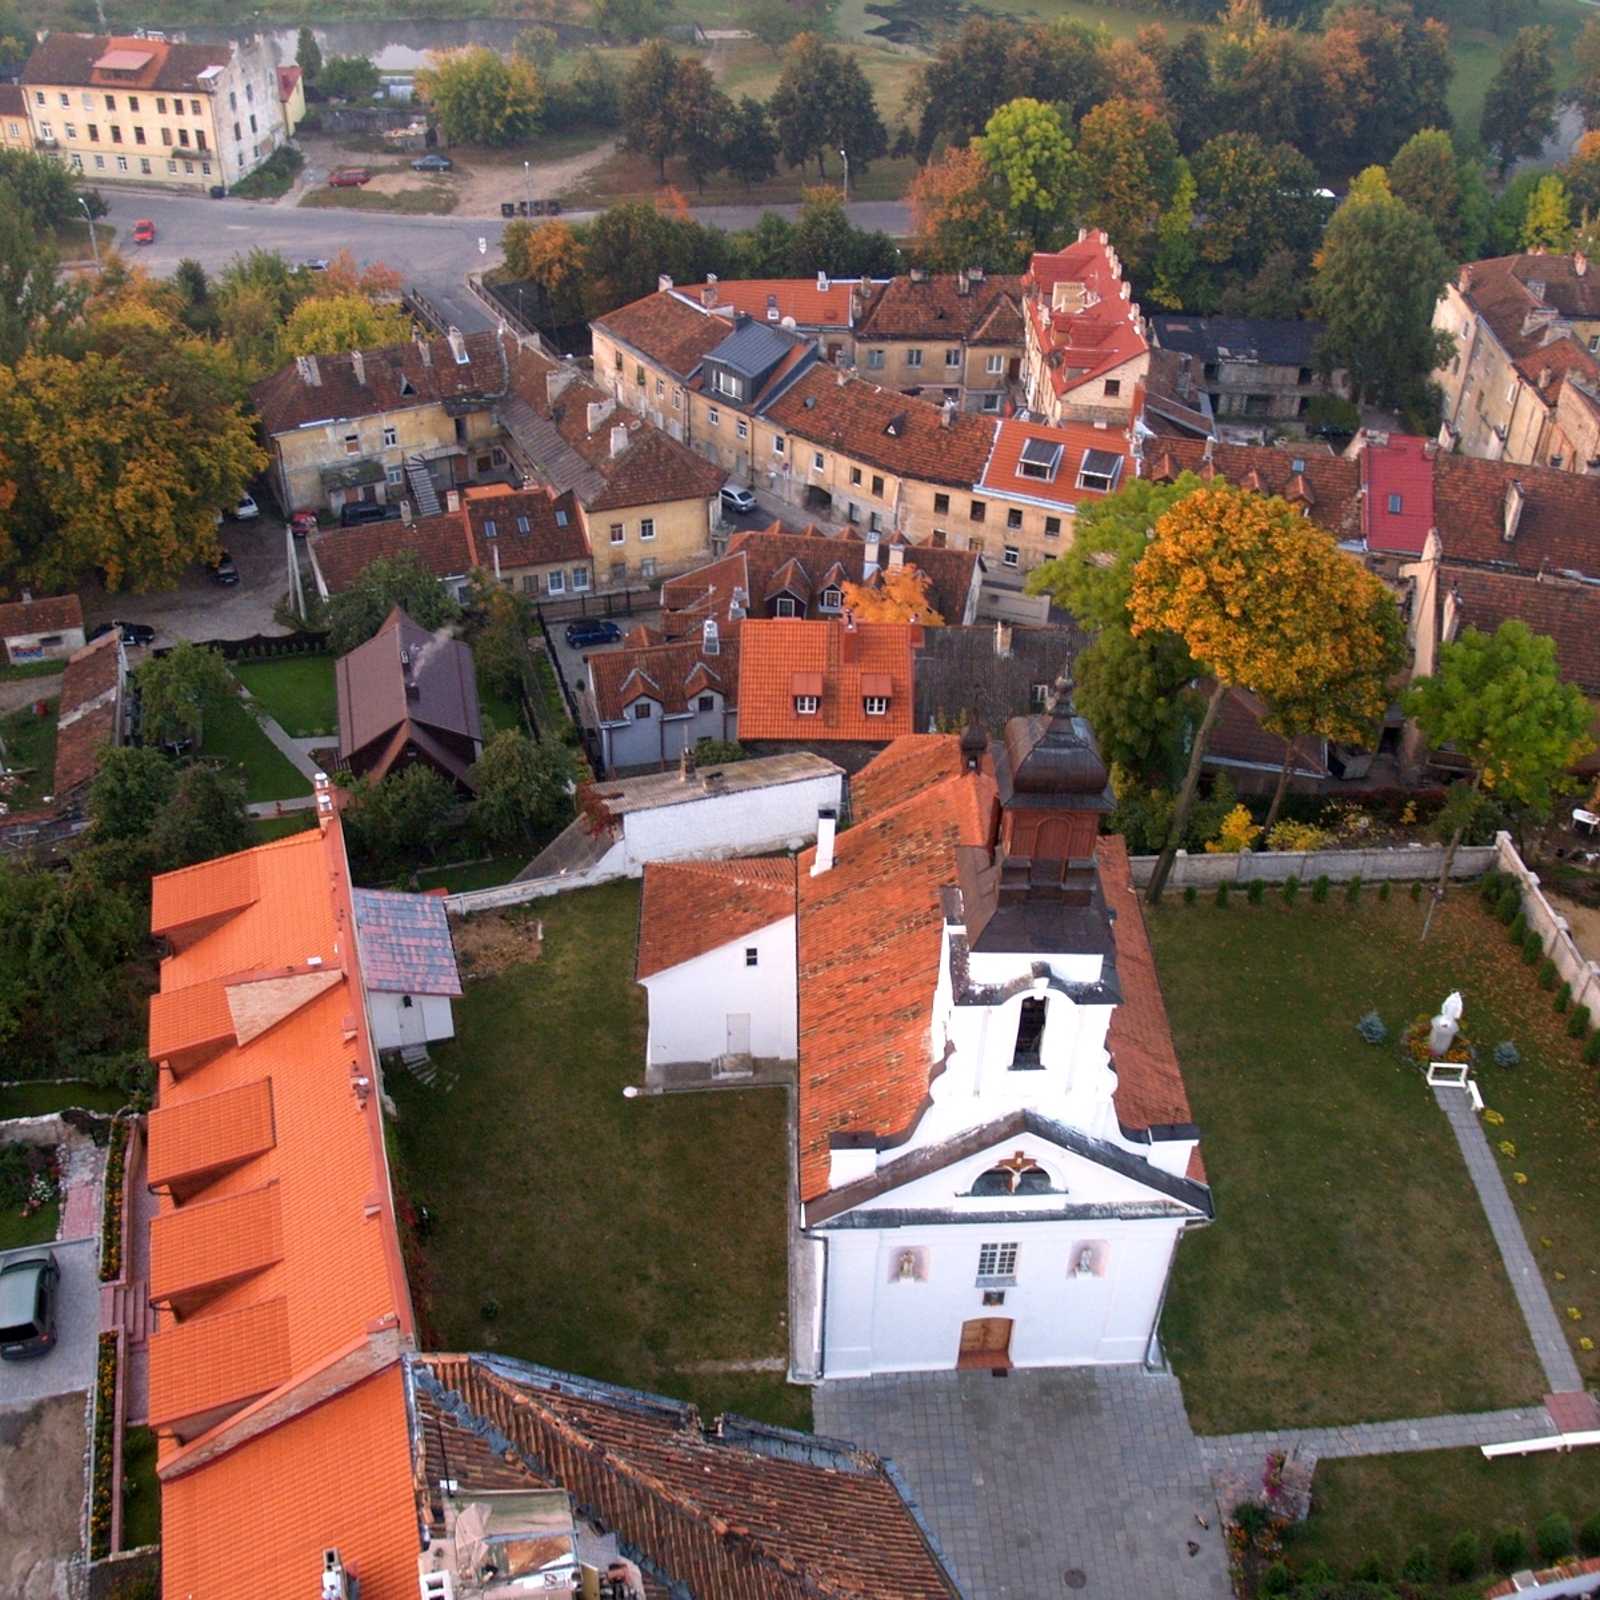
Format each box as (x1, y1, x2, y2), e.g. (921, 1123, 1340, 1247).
(340, 501, 393, 528)
(0, 1251, 59, 1360)
(564, 619, 622, 649)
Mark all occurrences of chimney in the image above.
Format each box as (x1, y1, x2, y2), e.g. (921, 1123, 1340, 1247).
(810, 807, 837, 876)
(314, 770, 334, 830)
(849, 285, 864, 324)
(587, 397, 616, 432)
(836, 366, 848, 386)
(350, 349, 365, 385)
(445, 488, 460, 513)
(658, 273, 673, 294)
(295, 353, 321, 387)
(841, 612, 858, 663)
(416, 334, 433, 369)
(910, 266, 928, 284)
(994, 620, 1012, 658)
(1578, 252, 1589, 278)
(862, 536, 881, 574)
(679, 743, 697, 783)
(817, 269, 829, 293)
(701, 282, 718, 308)
(940, 398, 956, 429)
(400, 499, 414, 525)
(546, 366, 578, 406)
(446, 326, 467, 365)
(887, 543, 905, 569)
(702, 617, 719, 655)
(957, 269, 969, 297)
(969, 266, 985, 285)
(610, 424, 630, 459)
(1504, 478, 1526, 541)
(1540, 364, 1552, 390)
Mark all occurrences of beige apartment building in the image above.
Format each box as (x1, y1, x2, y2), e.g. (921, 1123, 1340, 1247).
(22, 30, 285, 191)
(0, 83, 33, 150)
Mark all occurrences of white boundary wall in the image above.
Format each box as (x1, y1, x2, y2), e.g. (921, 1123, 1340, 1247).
(1129, 842, 1497, 889)
(1494, 832, 1600, 1016)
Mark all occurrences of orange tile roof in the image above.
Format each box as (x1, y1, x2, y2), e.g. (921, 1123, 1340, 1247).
(636, 857, 795, 979)
(146, 1076, 276, 1192)
(1025, 233, 1149, 397)
(737, 619, 920, 742)
(594, 290, 732, 378)
(976, 417, 1133, 509)
(854, 273, 1025, 343)
(681, 276, 862, 329)
(160, 1366, 420, 1600)
(149, 1182, 283, 1306)
(796, 765, 997, 1200)
(52, 630, 124, 798)
(150, 850, 260, 942)
(849, 734, 966, 822)
(147, 1297, 293, 1428)
(148, 976, 236, 1065)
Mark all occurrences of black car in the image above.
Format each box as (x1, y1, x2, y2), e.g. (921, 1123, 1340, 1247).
(340, 501, 394, 528)
(412, 153, 453, 172)
(88, 620, 156, 646)
(0, 1250, 59, 1360)
(210, 550, 239, 586)
(564, 619, 623, 649)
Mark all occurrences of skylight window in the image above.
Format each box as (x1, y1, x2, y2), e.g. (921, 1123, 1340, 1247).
(1076, 449, 1123, 494)
(1387, 493, 1403, 514)
(1018, 438, 1063, 482)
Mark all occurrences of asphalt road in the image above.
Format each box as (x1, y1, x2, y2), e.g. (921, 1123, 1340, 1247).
(97, 187, 913, 334)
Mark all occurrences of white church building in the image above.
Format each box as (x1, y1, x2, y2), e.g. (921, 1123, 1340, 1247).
(636, 709, 1211, 1380)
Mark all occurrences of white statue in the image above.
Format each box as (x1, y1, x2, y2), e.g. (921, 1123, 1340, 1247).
(1429, 991, 1463, 1058)
(1442, 992, 1463, 1024)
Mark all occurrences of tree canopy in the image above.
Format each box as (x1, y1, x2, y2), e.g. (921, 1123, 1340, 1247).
(416, 47, 545, 147)
(137, 642, 236, 749)
(840, 566, 945, 624)
(325, 551, 464, 654)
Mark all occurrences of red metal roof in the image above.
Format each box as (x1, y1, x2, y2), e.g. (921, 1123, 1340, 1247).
(1361, 433, 1434, 555)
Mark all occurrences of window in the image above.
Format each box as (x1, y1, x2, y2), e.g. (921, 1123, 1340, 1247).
(156, 97, 166, 113)
(37, 120, 52, 139)
(64, 123, 76, 139)
(94, 154, 105, 169)
(871, 474, 884, 496)
(1045, 516, 1062, 538)
(976, 1242, 1018, 1285)
(714, 369, 743, 399)
(813, 451, 825, 471)
(634, 363, 644, 384)
(931, 529, 947, 547)
(745, 947, 759, 967)
(110, 124, 122, 143)
(1004, 545, 1020, 567)
(178, 128, 190, 147)
(1103, 378, 1121, 398)
(906, 348, 924, 368)
(191, 100, 202, 116)
(160, 126, 170, 145)
(980, 393, 1001, 412)
(233, 120, 241, 141)
(736, 419, 748, 440)
(166, 159, 177, 174)
(57, 92, 68, 107)
(382, 426, 397, 447)
(555, 507, 570, 527)
(32, 91, 42, 106)
(1006, 508, 1022, 530)
(483, 519, 499, 539)
(1019, 440, 1062, 482)
(572, 567, 591, 591)
(135, 124, 146, 144)
(613, 350, 623, 372)
(547, 569, 566, 594)
(639, 518, 655, 541)
(698, 694, 715, 712)
(655, 378, 664, 397)
(229, 91, 237, 111)
(708, 407, 720, 427)
(673, 387, 681, 410)
(933, 492, 950, 514)
(820, 587, 842, 610)
(1013, 997, 1047, 1065)
(69, 152, 83, 170)
(772, 435, 786, 457)
(775, 597, 798, 617)
(868, 510, 881, 532)
(1076, 450, 1122, 494)
(867, 348, 884, 369)
(864, 695, 889, 716)
(970, 499, 986, 522)
(794, 694, 819, 714)
(1387, 492, 1403, 514)
(129, 96, 140, 111)
(201, 162, 211, 176)
(1031, 682, 1050, 709)
(846, 502, 859, 523)
(968, 536, 986, 553)
(183, 161, 193, 174)
(116, 155, 127, 172)
(139, 156, 150, 174)
(634, 701, 652, 719)
(1203, 361, 1220, 383)
(946, 347, 960, 367)
(343, 433, 360, 456)
(246, 82, 254, 103)
(609, 523, 625, 544)
(986, 353, 1005, 375)
(640, 557, 656, 578)
(87, 122, 99, 140)
(1591, 334, 1600, 355)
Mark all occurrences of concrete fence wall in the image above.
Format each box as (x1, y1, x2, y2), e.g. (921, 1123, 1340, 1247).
(1494, 832, 1600, 1017)
(1129, 843, 1498, 889)
(445, 857, 629, 915)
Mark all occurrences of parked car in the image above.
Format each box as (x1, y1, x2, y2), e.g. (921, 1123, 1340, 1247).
(88, 620, 155, 646)
(210, 550, 239, 586)
(300, 257, 330, 273)
(412, 153, 453, 172)
(131, 218, 156, 245)
(233, 493, 260, 521)
(327, 168, 372, 188)
(339, 500, 392, 528)
(719, 484, 757, 516)
(565, 619, 623, 649)
(0, 1251, 59, 1360)
(290, 511, 319, 540)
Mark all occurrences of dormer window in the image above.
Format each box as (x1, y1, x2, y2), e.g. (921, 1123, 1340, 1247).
(715, 369, 744, 400)
(820, 586, 842, 610)
(555, 509, 569, 526)
(1012, 997, 1047, 1068)
(1076, 450, 1123, 494)
(864, 696, 889, 716)
(1018, 438, 1062, 482)
(483, 519, 497, 538)
(795, 694, 820, 714)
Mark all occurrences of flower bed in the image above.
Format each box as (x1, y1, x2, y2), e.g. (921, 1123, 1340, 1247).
(1401, 1015, 1474, 1067)
(99, 1118, 129, 1283)
(90, 1332, 118, 1560)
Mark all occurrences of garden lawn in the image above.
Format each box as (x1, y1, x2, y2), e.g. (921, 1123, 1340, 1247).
(251, 813, 318, 844)
(388, 880, 807, 1429)
(1151, 891, 1548, 1435)
(1285, 1447, 1600, 1583)
(0, 1082, 126, 1119)
(0, 700, 58, 810)
(198, 696, 311, 805)
(560, 146, 918, 208)
(300, 185, 458, 215)
(233, 656, 337, 740)
(120, 1425, 161, 1550)
(0, 1199, 59, 1253)
(411, 855, 528, 894)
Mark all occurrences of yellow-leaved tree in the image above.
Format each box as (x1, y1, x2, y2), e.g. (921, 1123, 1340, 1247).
(279, 292, 413, 358)
(840, 564, 946, 624)
(1128, 485, 1403, 902)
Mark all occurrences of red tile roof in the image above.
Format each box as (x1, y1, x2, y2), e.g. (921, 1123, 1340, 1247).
(1025, 233, 1149, 398)
(1458, 252, 1600, 348)
(1206, 686, 1330, 779)
(0, 592, 83, 639)
(310, 510, 475, 596)
(252, 330, 509, 437)
(593, 290, 733, 379)
(463, 484, 590, 567)
(23, 31, 231, 91)
(147, 1297, 293, 1429)
(681, 276, 862, 329)
(763, 367, 997, 488)
(1445, 564, 1600, 695)
(51, 629, 123, 798)
(145, 1076, 277, 1194)
(1360, 432, 1434, 555)
(1146, 439, 1364, 542)
(636, 856, 795, 979)
(589, 630, 740, 723)
(848, 733, 967, 821)
(854, 273, 1025, 344)
(1431, 451, 1600, 575)
(977, 417, 1133, 510)
(148, 1182, 284, 1308)
(738, 619, 920, 742)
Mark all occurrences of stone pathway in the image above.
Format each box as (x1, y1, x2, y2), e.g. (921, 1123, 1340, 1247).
(246, 795, 317, 819)
(1432, 1084, 1584, 1393)
(815, 1367, 1231, 1600)
(250, 703, 324, 784)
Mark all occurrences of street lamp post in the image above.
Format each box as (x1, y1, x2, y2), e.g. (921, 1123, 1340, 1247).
(839, 147, 849, 203)
(524, 159, 531, 217)
(77, 195, 99, 268)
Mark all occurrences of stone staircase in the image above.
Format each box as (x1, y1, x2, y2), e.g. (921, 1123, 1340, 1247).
(406, 456, 442, 517)
(400, 1043, 457, 1092)
(100, 1277, 152, 1345)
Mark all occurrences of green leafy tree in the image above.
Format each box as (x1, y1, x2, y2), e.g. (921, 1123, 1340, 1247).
(621, 41, 685, 182)
(471, 728, 579, 846)
(1009, 19, 1106, 127)
(1406, 620, 1593, 934)
(279, 292, 412, 358)
(974, 98, 1074, 252)
(343, 763, 457, 872)
(743, 0, 811, 55)
(1522, 173, 1573, 251)
(0, 189, 84, 364)
(317, 56, 381, 102)
(722, 97, 780, 190)
(788, 187, 897, 276)
(594, 0, 670, 43)
(1150, 157, 1200, 311)
(0, 148, 92, 229)
(1190, 132, 1322, 288)
(137, 643, 236, 749)
(1072, 98, 1181, 276)
(909, 17, 1022, 161)
(906, 145, 1020, 274)
(1576, 17, 1600, 130)
(89, 745, 178, 843)
(671, 56, 733, 193)
(1312, 183, 1453, 408)
(150, 763, 250, 871)
(1565, 132, 1600, 219)
(513, 26, 559, 72)
(770, 33, 886, 178)
(1481, 26, 1556, 175)
(1388, 129, 1489, 263)
(416, 48, 544, 147)
(566, 50, 622, 127)
(296, 25, 323, 84)
(325, 551, 463, 654)
(1159, 30, 1215, 151)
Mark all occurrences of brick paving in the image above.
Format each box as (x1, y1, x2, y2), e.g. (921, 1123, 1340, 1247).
(814, 1366, 1231, 1600)
(1432, 1084, 1584, 1393)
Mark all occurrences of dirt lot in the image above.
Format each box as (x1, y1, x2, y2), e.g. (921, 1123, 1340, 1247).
(451, 908, 543, 979)
(0, 1394, 87, 1600)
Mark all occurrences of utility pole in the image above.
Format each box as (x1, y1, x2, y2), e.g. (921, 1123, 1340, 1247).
(77, 196, 99, 269)
(524, 158, 531, 217)
(839, 147, 849, 203)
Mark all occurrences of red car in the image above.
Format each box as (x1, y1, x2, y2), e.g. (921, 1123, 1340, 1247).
(289, 511, 319, 540)
(327, 168, 372, 188)
(131, 218, 156, 245)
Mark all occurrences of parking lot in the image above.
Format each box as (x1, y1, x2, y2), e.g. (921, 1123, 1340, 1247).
(0, 1239, 100, 1408)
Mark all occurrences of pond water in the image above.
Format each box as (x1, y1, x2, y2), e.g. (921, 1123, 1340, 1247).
(178, 18, 599, 73)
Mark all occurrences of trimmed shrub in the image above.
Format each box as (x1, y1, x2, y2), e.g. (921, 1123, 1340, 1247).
(1259, 1561, 1292, 1596)
(1524, 929, 1544, 964)
(1480, 869, 1507, 903)
(1539, 958, 1558, 990)
(1556, 981, 1572, 1014)
(1510, 909, 1528, 943)
(1498, 886, 1521, 924)
(1585, 1031, 1600, 1066)
(1378, 879, 1391, 901)
(1234, 1502, 1270, 1539)
(1491, 1527, 1529, 1571)
(1247, 878, 1264, 904)
(1568, 1003, 1591, 1039)
(1356, 1010, 1388, 1045)
(1312, 874, 1330, 902)
(1445, 1530, 1481, 1580)
(1493, 1041, 1520, 1069)
(1183, 884, 1197, 904)
(1411, 879, 1424, 900)
(1345, 874, 1362, 903)
(1536, 1513, 1574, 1561)
(1215, 882, 1229, 908)
(1352, 1553, 1389, 1581)
(1283, 875, 1300, 903)
(1578, 1511, 1600, 1556)
(1400, 1546, 1435, 1583)
(1297, 1559, 1335, 1585)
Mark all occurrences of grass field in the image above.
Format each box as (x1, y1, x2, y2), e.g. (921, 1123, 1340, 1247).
(0, 659, 68, 683)
(1152, 890, 1561, 1435)
(251, 813, 319, 843)
(388, 880, 807, 1429)
(301, 184, 459, 215)
(411, 853, 529, 892)
(199, 695, 312, 805)
(0, 1198, 59, 1254)
(1285, 1448, 1600, 1583)
(0, 700, 58, 812)
(234, 655, 338, 740)
(120, 1425, 161, 1551)
(0, 1082, 127, 1120)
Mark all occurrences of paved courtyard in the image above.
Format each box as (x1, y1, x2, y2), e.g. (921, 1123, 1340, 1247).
(0, 1240, 100, 1408)
(814, 1366, 1231, 1600)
